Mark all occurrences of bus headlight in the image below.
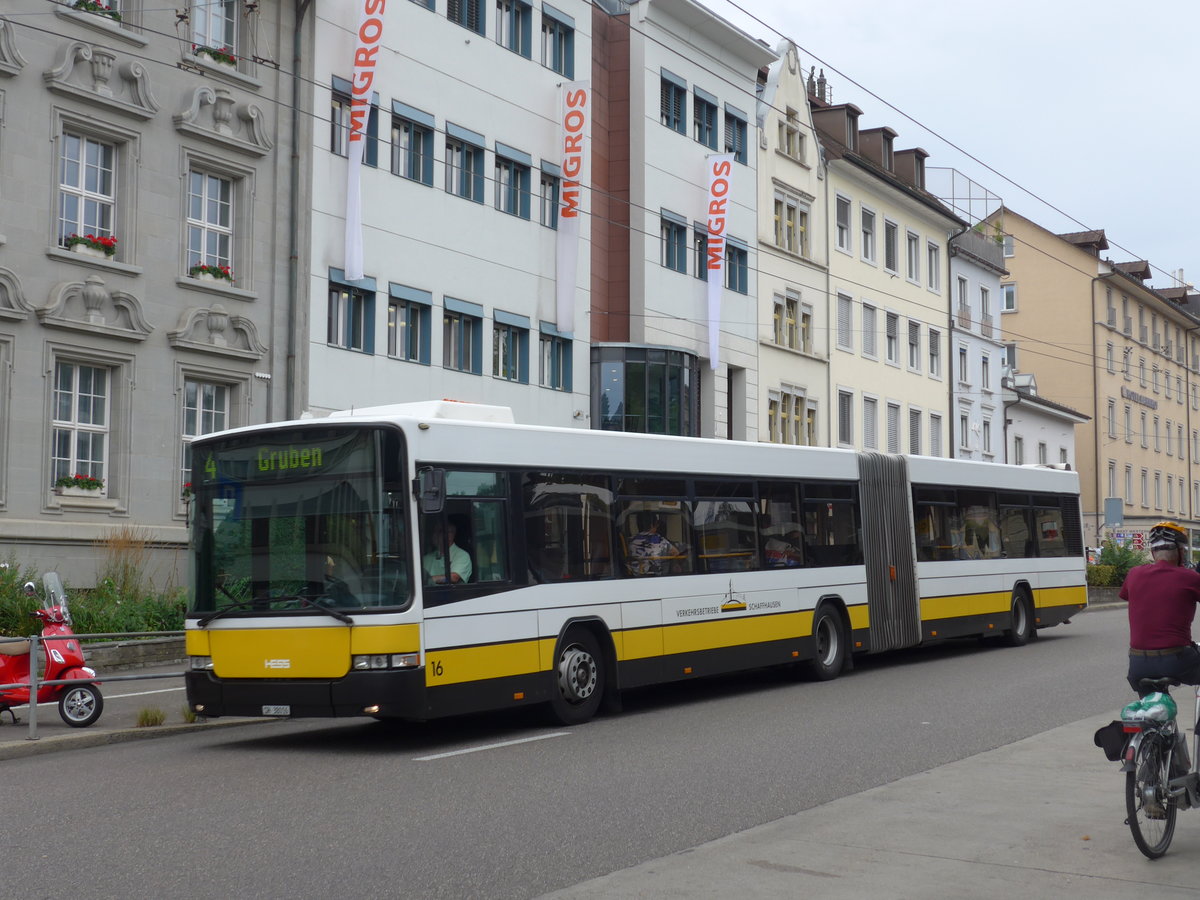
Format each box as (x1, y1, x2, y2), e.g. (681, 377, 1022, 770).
(190, 656, 214, 671)
(352, 653, 421, 670)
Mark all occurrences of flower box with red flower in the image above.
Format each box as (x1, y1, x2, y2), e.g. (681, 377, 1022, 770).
(66, 233, 117, 259)
(189, 263, 234, 284)
(193, 44, 237, 66)
(72, 0, 122, 22)
(53, 473, 105, 497)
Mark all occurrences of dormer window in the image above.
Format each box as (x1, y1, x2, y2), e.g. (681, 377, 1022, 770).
(882, 133, 894, 171)
(846, 111, 859, 152)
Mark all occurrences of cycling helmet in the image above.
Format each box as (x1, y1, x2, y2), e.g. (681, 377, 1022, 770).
(1148, 521, 1188, 551)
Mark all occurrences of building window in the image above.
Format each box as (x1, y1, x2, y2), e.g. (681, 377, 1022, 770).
(661, 214, 687, 273)
(928, 329, 941, 377)
(779, 108, 803, 160)
(540, 324, 572, 391)
(837, 294, 853, 350)
(443, 300, 483, 374)
(1141, 469, 1148, 507)
(861, 208, 876, 263)
(448, 0, 485, 34)
(774, 294, 798, 350)
(1038, 441, 1048, 465)
(58, 133, 116, 251)
(692, 228, 708, 281)
(51, 361, 109, 493)
(863, 396, 878, 450)
(959, 414, 970, 450)
(926, 242, 940, 290)
(1107, 399, 1116, 439)
(1003, 343, 1017, 371)
(660, 72, 686, 134)
(837, 390, 853, 446)
(445, 132, 485, 202)
(774, 191, 807, 256)
(1013, 435, 1024, 465)
(182, 379, 229, 491)
(387, 285, 432, 364)
(495, 149, 532, 219)
(328, 281, 374, 352)
(907, 320, 921, 371)
(1106, 342, 1115, 374)
(981, 355, 990, 389)
(1002, 234, 1014, 257)
(958, 345, 969, 384)
(391, 107, 435, 185)
(906, 231, 920, 282)
(724, 107, 747, 163)
(886, 403, 901, 453)
(330, 91, 351, 157)
(909, 408, 922, 455)
(693, 90, 717, 149)
(982, 419, 992, 455)
(883, 220, 898, 273)
(1002, 284, 1017, 311)
(800, 304, 813, 354)
(725, 242, 748, 293)
(541, 7, 574, 78)
(885, 313, 899, 365)
(539, 170, 559, 228)
(1125, 465, 1133, 504)
(861, 304, 877, 358)
(1124, 405, 1132, 443)
(593, 346, 698, 434)
(185, 170, 233, 278)
(771, 388, 808, 445)
(493, 317, 530, 383)
(190, 0, 236, 58)
(930, 414, 942, 457)
(495, 0, 532, 57)
(835, 196, 851, 252)
(1155, 473, 1162, 510)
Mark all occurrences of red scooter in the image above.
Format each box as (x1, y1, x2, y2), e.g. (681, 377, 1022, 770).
(0, 572, 103, 727)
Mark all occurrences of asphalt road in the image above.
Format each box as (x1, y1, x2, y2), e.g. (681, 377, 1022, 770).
(8, 607, 1130, 899)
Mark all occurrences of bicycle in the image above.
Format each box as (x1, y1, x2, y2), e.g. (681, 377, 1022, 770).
(1098, 677, 1200, 858)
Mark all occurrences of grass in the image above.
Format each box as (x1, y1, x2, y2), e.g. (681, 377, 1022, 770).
(136, 707, 167, 727)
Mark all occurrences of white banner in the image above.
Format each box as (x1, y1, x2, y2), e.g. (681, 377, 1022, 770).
(555, 82, 589, 333)
(705, 154, 733, 370)
(344, 0, 386, 282)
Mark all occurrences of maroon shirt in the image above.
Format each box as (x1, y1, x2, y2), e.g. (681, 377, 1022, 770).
(1122, 559, 1200, 649)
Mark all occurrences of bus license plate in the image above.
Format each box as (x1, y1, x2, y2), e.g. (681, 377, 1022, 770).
(262, 705, 290, 716)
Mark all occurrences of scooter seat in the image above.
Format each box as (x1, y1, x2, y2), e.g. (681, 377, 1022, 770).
(0, 639, 31, 656)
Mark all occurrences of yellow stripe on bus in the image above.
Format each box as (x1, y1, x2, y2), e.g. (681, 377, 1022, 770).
(661, 611, 811, 655)
(426, 638, 553, 687)
(921, 592, 1009, 621)
(1034, 585, 1088, 609)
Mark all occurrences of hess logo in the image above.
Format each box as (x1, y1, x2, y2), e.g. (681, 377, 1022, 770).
(264, 659, 291, 670)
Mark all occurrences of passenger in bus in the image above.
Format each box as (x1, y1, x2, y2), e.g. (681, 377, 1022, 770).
(764, 528, 805, 567)
(628, 513, 680, 576)
(423, 522, 473, 585)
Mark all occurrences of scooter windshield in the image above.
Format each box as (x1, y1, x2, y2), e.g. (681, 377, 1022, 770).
(187, 425, 412, 617)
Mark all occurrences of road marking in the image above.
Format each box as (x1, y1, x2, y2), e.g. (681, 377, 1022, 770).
(414, 731, 570, 761)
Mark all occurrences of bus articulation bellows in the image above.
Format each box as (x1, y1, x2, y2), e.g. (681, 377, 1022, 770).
(184, 401, 1087, 725)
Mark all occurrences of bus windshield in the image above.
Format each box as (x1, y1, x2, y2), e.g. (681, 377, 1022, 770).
(188, 425, 411, 616)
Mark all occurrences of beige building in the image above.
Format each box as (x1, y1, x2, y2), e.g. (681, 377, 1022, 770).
(754, 43, 828, 447)
(997, 209, 1200, 546)
(812, 98, 963, 455)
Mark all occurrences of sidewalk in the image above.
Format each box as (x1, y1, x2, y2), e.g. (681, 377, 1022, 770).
(0, 660, 268, 761)
(540, 712, 1200, 899)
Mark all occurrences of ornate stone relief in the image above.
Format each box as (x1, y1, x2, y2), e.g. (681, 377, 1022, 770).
(0, 267, 34, 321)
(43, 40, 159, 119)
(0, 17, 27, 77)
(168, 304, 268, 360)
(174, 86, 273, 156)
(37, 275, 153, 341)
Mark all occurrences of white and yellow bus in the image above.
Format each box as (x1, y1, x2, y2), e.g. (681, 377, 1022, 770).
(184, 401, 1087, 725)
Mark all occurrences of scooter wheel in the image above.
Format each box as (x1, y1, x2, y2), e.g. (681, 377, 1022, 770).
(59, 684, 103, 728)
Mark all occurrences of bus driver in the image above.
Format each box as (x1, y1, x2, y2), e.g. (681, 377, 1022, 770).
(423, 522, 472, 585)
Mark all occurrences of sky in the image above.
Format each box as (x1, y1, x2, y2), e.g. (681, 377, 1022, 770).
(711, 0, 1200, 292)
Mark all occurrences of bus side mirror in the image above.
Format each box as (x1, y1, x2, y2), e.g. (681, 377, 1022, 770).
(415, 467, 445, 515)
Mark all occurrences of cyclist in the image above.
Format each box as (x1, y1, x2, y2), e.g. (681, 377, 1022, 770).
(1122, 521, 1200, 695)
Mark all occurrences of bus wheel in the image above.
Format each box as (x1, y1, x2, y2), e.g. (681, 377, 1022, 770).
(1005, 589, 1034, 647)
(549, 630, 605, 726)
(806, 605, 847, 681)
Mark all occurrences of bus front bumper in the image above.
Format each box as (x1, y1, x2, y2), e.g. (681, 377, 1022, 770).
(184, 668, 428, 720)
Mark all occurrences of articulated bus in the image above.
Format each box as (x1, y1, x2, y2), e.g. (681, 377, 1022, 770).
(184, 401, 1087, 725)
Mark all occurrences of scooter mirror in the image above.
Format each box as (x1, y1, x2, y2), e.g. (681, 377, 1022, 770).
(23, 581, 36, 596)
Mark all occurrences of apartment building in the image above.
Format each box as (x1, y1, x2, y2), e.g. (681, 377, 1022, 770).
(0, 2, 294, 583)
(812, 99, 963, 456)
(998, 208, 1200, 545)
(589, 0, 775, 438)
(754, 42, 828, 447)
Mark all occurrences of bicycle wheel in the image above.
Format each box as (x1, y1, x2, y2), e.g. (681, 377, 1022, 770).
(1126, 734, 1177, 859)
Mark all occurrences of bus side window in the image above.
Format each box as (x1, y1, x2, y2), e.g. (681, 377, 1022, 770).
(470, 501, 509, 582)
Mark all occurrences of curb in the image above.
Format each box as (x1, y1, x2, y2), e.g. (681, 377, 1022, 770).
(0, 717, 272, 762)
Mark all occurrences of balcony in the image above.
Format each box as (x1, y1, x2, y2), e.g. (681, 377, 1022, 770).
(956, 304, 971, 329)
(980, 314, 994, 339)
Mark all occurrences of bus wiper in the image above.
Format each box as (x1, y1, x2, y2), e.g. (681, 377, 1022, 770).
(298, 596, 354, 625)
(196, 600, 258, 628)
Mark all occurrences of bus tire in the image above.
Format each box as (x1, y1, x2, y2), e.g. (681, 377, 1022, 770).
(806, 604, 847, 681)
(548, 629, 605, 726)
(1005, 588, 1034, 647)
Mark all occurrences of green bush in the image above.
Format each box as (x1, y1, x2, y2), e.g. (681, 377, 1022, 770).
(1096, 539, 1148, 585)
(1087, 564, 1119, 587)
